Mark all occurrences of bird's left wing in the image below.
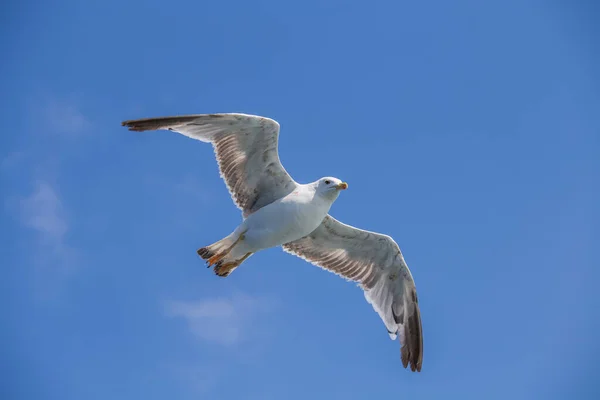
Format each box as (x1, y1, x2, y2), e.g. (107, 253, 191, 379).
(122, 113, 297, 218)
(282, 215, 423, 372)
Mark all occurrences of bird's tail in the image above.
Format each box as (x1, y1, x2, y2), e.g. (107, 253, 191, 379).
(197, 234, 236, 263)
(197, 231, 253, 277)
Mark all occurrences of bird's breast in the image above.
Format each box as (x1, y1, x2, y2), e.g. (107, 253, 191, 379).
(243, 195, 330, 249)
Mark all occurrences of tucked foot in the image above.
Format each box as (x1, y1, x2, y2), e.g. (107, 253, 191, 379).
(197, 232, 246, 267)
(214, 261, 237, 277)
(207, 252, 225, 266)
(213, 252, 253, 277)
(197, 247, 214, 260)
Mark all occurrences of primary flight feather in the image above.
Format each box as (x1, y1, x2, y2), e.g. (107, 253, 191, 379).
(121, 113, 423, 372)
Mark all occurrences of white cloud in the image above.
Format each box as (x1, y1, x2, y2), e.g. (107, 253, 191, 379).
(5, 94, 89, 265)
(13, 181, 77, 277)
(163, 293, 278, 396)
(164, 293, 276, 346)
(20, 181, 68, 243)
(2, 94, 88, 298)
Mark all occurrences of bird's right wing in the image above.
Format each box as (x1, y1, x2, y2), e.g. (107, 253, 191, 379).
(283, 215, 423, 372)
(122, 113, 297, 217)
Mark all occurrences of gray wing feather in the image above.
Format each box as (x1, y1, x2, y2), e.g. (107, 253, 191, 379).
(282, 215, 423, 372)
(122, 113, 297, 217)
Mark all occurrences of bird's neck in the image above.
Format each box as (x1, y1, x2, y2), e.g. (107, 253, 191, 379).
(308, 185, 339, 205)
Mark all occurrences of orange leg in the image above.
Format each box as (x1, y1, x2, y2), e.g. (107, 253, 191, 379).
(214, 252, 253, 277)
(207, 233, 245, 266)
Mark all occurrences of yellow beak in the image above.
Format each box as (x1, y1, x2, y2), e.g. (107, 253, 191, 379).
(336, 182, 348, 190)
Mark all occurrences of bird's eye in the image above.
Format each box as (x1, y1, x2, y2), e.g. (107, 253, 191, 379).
(324, 180, 331, 185)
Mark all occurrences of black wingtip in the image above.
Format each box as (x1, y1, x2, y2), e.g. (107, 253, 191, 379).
(401, 343, 422, 372)
(121, 120, 141, 131)
(120, 115, 201, 132)
(121, 120, 148, 132)
(397, 290, 423, 373)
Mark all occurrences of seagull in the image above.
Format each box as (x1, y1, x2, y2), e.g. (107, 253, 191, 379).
(121, 113, 423, 372)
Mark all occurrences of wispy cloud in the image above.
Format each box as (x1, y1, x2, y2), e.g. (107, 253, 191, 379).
(15, 181, 77, 272)
(20, 181, 68, 248)
(163, 292, 278, 396)
(2, 94, 88, 293)
(164, 293, 276, 346)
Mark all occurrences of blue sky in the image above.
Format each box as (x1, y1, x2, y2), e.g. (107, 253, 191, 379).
(1, 0, 599, 399)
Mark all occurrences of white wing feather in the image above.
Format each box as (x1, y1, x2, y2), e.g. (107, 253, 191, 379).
(283, 215, 423, 372)
(122, 113, 297, 217)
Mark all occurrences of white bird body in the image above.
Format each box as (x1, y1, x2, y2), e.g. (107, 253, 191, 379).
(220, 180, 343, 263)
(122, 113, 424, 372)
(240, 184, 334, 251)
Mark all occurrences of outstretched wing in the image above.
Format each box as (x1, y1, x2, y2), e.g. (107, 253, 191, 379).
(122, 113, 297, 217)
(282, 215, 423, 372)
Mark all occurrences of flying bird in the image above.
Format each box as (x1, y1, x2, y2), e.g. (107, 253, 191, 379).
(121, 113, 423, 372)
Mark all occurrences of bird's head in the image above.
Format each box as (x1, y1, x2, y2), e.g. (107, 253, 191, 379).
(315, 176, 348, 201)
